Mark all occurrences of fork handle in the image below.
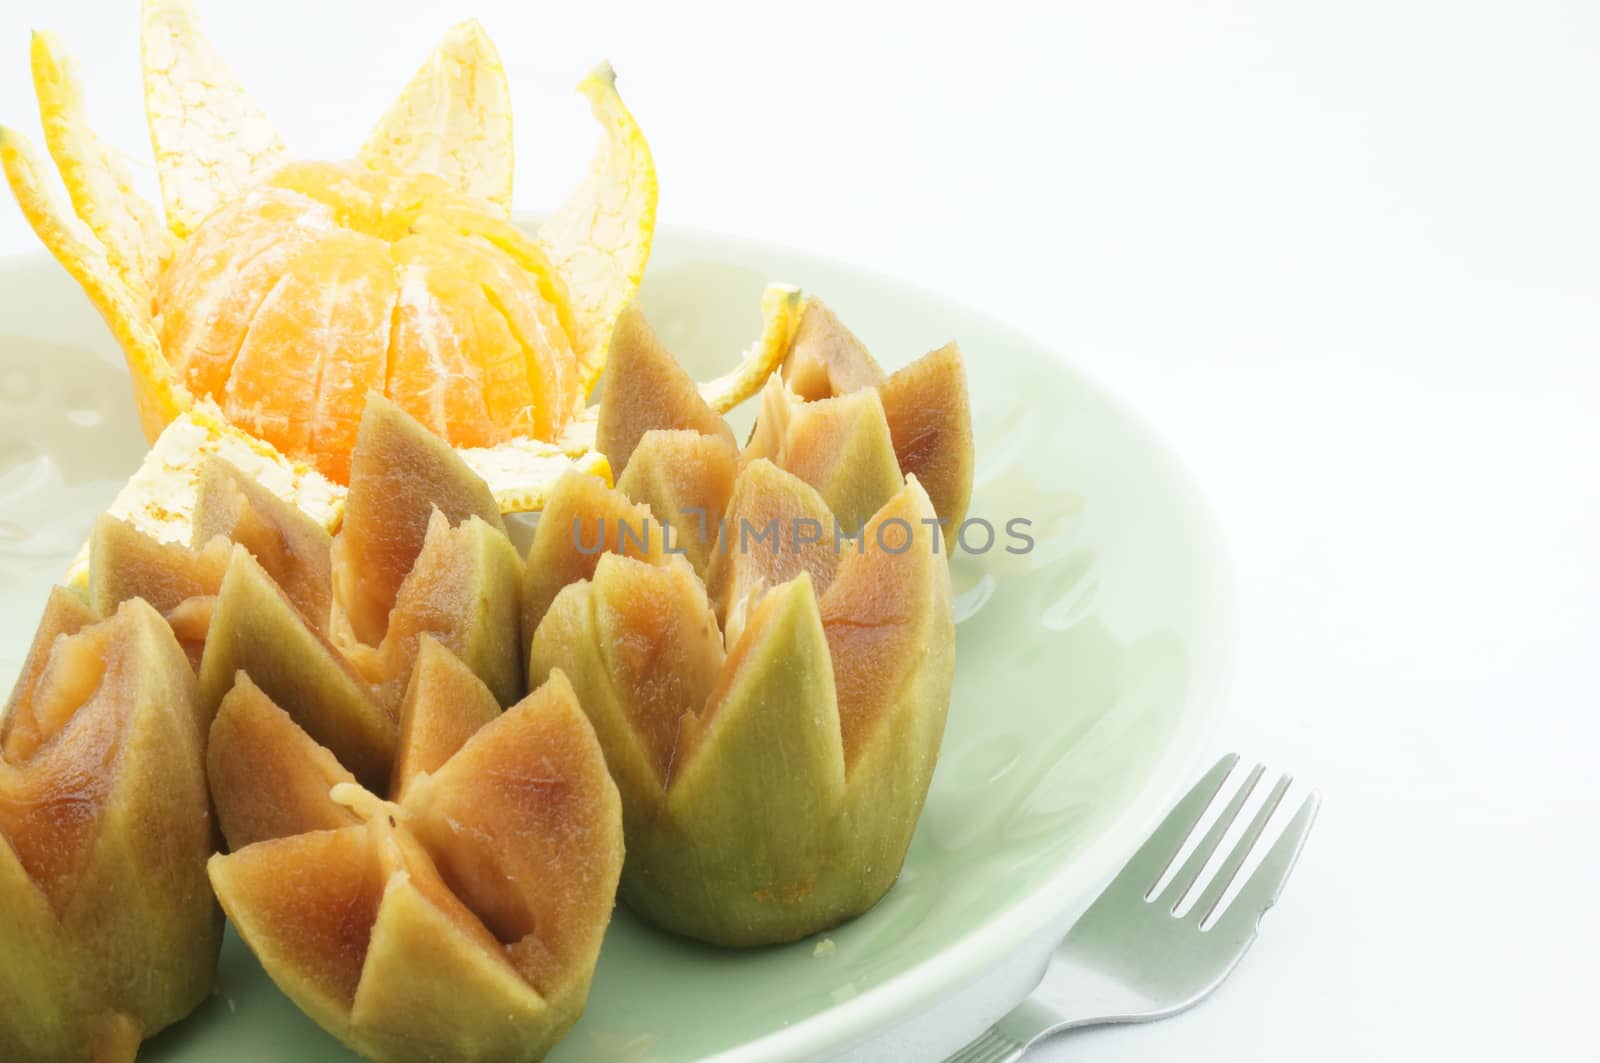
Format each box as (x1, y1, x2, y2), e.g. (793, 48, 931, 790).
(992, 995, 1065, 1050)
(950, 960, 1162, 1062)
(949, 996, 1058, 1063)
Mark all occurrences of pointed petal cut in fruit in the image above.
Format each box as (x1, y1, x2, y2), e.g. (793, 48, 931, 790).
(672, 574, 844, 802)
(193, 456, 334, 628)
(141, 0, 287, 238)
(820, 476, 954, 771)
(88, 514, 231, 667)
(520, 469, 669, 655)
(538, 62, 658, 395)
(208, 826, 385, 1031)
(780, 296, 886, 401)
(30, 30, 168, 301)
(616, 429, 738, 576)
(743, 379, 904, 535)
(596, 302, 735, 475)
(0, 127, 183, 438)
(88, 514, 229, 617)
(529, 582, 655, 817)
(365, 510, 523, 713)
(698, 283, 806, 414)
(591, 554, 723, 787)
(402, 670, 623, 1017)
(656, 575, 848, 946)
(199, 549, 396, 788)
(879, 342, 975, 528)
(705, 458, 840, 643)
(349, 868, 549, 1062)
(1, 588, 98, 759)
(334, 395, 504, 647)
(390, 638, 501, 802)
(209, 669, 619, 1060)
(1, 601, 202, 902)
(358, 20, 513, 212)
(0, 600, 218, 1059)
(207, 673, 360, 851)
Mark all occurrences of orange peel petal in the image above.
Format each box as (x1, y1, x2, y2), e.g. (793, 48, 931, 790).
(29, 29, 169, 302)
(142, 0, 287, 238)
(358, 20, 514, 213)
(0, 126, 184, 438)
(538, 62, 658, 397)
(697, 283, 806, 413)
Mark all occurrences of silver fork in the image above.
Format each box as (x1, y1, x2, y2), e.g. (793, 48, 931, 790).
(946, 754, 1319, 1063)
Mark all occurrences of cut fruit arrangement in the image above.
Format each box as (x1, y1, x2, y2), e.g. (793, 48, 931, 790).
(525, 300, 970, 945)
(4, 397, 625, 1062)
(0, 2, 981, 1059)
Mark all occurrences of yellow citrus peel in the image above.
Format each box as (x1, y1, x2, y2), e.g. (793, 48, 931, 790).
(0, 126, 184, 437)
(61, 404, 611, 589)
(358, 19, 514, 213)
(7, 2, 805, 526)
(538, 62, 659, 396)
(141, 0, 288, 239)
(30, 29, 169, 300)
(698, 283, 806, 412)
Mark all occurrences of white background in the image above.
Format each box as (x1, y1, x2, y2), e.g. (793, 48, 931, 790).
(2, 2, 1596, 1059)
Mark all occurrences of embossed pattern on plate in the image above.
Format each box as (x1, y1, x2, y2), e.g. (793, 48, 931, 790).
(0, 226, 1233, 1062)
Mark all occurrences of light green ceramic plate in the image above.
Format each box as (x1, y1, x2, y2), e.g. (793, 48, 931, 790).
(0, 225, 1234, 1062)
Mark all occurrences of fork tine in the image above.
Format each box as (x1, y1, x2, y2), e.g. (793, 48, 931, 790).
(1100, 753, 1239, 901)
(1188, 773, 1292, 922)
(1157, 762, 1264, 909)
(1205, 790, 1320, 939)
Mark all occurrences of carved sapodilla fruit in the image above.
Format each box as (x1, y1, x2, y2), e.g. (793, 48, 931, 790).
(1, 596, 220, 1062)
(596, 296, 975, 540)
(743, 379, 903, 535)
(86, 453, 336, 670)
(528, 461, 955, 946)
(207, 644, 622, 1062)
(616, 429, 739, 579)
(197, 395, 524, 789)
(520, 467, 669, 669)
(778, 295, 975, 528)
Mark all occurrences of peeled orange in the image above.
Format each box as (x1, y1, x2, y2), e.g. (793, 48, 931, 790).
(3, 0, 796, 511)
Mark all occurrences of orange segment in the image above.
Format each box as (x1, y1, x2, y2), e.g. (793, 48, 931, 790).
(439, 228, 570, 440)
(538, 63, 657, 395)
(221, 229, 396, 482)
(388, 233, 497, 449)
(148, 160, 584, 482)
(157, 187, 338, 406)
